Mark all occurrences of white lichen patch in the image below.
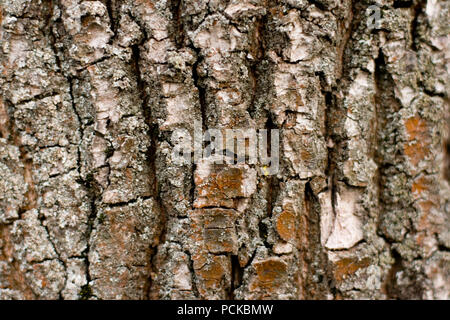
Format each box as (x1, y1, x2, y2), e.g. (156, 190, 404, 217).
(325, 187, 364, 250)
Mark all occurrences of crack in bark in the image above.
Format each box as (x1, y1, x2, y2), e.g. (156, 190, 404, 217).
(410, 0, 425, 51)
(130, 32, 168, 299)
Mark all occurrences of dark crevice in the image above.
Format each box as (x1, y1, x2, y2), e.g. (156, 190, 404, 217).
(264, 115, 280, 220)
(438, 243, 450, 252)
(373, 48, 408, 240)
(266, 176, 279, 221)
(44, 0, 62, 72)
(184, 249, 200, 298)
(15, 92, 59, 106)
(410, 0, 425, 51)
(78, 284, 94, 300)
(82, 188, 98, 291)
(131, 41, 168, 300)
(336, 0, 354, 80)
(374, 48, 389, 239)
(393, 0, 414, 8)
(422, 86, 446, 98)
(242, 247, 258, 269)
(228, 254, 243, 299)
(38, 215, 67, 300)
(67, 78, 83, 178)
(170, 0, 185, 48)
(373, 44, 427, 300)
(192, 54, 207, 131)
(105, 0, 117, 36)
(445, 98, 450, 183)
(258, 220, 271, 249)
(318, 71, 338, 248)
(307, 0, 327, 11)
(75, 56, 111, 72)
(383, 249, 403, 299)
(190, 49, 206, 216)
(196, 205, 235, 210)
(247, 13, 267, 119)
(104, 196, 154, 209)
(66, 69, 96, 297)
(303, 181, 333, 299)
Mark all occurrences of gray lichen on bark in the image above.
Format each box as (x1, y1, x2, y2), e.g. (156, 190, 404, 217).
(0, 0, 449, 299)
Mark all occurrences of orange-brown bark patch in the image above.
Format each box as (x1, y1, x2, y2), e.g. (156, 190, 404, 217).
(333, 257, 371, 281)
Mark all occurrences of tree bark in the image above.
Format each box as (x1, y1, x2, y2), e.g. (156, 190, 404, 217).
(0, 0, 449, 300)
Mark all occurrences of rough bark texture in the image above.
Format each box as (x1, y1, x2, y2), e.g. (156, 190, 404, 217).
(0, 0, 449, 300)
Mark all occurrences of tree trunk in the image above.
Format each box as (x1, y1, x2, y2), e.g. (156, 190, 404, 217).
(0, 0, 449, 300)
